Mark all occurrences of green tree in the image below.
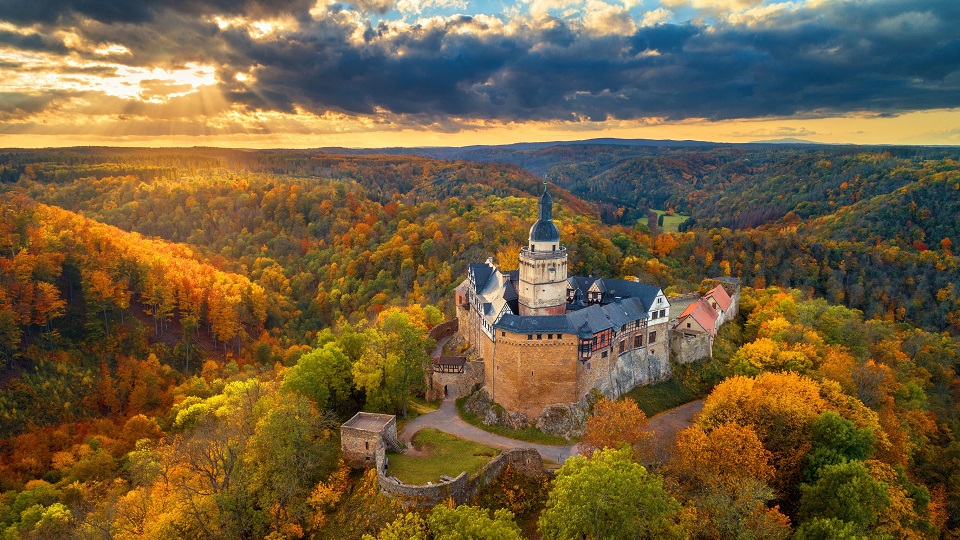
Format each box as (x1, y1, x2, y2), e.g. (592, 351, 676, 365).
(353, 309, 431, 418)
(798, 461, 890, 535)
(539, 447, 684, 539)
(804, 411, 875, 482)
(247, 394, 338, 537)
(428, 504, 522, 540)
(794, 517, 868, 540)
(282, 342, 353, 411)
(363, 512, 428, 540)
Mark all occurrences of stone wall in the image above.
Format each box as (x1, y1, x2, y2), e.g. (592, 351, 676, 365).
(585, 320, 672, 400)
(428, 319, 459, 342)
(427, 360, 484, 400)
(342, 427, 385, 468)
(379, 448, 546, 505)
(341, 414, 398, 469)
(671, 331, 712, 364)
(489, 331, 580, 420)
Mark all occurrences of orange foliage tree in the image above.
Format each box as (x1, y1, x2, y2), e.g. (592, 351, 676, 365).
(580, 397, 652, 460)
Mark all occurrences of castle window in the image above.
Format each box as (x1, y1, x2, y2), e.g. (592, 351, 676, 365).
(527, 334, 532, 340)
(548, 334, 553, 339)
(686, 323, 691, 328)
(619, 341, 625, 354)
(557, 334, 562, 340)
(531, 370, 534, 376)
(502, 331, 506, 337)
(537, 334, 543, 340)
(601, 351, 608, 359)
(365, 441, 369, 450)
(634, 335, 642, 347)
(552, 244, 556, 251)
(649, 331, 657, 343)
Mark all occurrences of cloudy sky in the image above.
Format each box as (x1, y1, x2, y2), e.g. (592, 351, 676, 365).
(1, 0, 958, 147)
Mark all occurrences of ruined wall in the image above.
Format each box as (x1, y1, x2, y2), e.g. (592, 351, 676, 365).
(489, 331, 580, 420)
(341, 427, 385, 468)
(341, 416, 398, 469)
(379, 448, 546, 505)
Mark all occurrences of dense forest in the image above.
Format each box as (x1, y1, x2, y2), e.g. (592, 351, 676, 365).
(0, 144, 959, 539)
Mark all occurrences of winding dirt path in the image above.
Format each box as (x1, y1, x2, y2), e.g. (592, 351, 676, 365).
(399, 397, 704, 464)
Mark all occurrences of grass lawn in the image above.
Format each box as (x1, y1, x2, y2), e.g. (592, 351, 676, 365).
(624, 377, 697, 417)
(652, 210, 692, 233)
(408, 395, 440, 413)
(455, 397, 573, 446)
(387, 428, 498, 485)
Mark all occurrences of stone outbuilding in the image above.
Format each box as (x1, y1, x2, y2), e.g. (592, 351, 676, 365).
(340, 412, 402, 469)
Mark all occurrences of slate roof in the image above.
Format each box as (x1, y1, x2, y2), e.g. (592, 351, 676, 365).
(495, 313, 572, 334)
(495, 296, 650, 336)
(677, 299, 719, 336)
(595, 278, 661, 307)
(705, 284, 732, 312)
(567, 276, 596, 294)
(469, 263, 493, 293)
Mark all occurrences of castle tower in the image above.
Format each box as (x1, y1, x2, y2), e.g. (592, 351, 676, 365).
(517, 183, 568, 316)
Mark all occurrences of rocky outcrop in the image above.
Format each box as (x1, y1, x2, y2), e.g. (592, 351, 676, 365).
(536, 402, 588, 439)
(464, 389, 529, 430)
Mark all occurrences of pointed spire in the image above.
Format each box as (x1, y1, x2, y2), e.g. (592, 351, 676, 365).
(538, 182, 553, 222)
(529, 181, 560, 243)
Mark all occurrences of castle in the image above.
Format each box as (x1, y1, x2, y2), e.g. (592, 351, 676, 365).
(454, 184, 673, 421)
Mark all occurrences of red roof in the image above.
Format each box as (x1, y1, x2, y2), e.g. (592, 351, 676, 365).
(678, 299, 719, 335)
(705, 284, 732, 312)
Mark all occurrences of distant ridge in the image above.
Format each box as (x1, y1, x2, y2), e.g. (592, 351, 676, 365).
(319, 137, 722, 158)
(748, 138, 829, 145)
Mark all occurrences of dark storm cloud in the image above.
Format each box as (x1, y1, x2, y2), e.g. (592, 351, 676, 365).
(0, 0, 315, 24)
(5, 0, 960, 124)
(210, 0, 960, 122)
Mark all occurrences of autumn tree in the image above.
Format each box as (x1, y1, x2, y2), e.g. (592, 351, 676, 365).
(668, 422, 790, 539)
(580, 397, 652, 461)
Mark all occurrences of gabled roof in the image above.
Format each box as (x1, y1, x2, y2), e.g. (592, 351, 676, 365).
(567, 276, 595, 294)
(705, 284, 732, 311)
(566, 297, 650, 333)
(596, 278, 661, 310)
(469, 263, 493, 293)
(678, 299, 719, 335)
(502, 278, 518, 302)
(567, 277, 662, 312)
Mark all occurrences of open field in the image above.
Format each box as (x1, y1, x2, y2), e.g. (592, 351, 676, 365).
(652, 209, 692, 232)
(387, 428, 499, 485)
